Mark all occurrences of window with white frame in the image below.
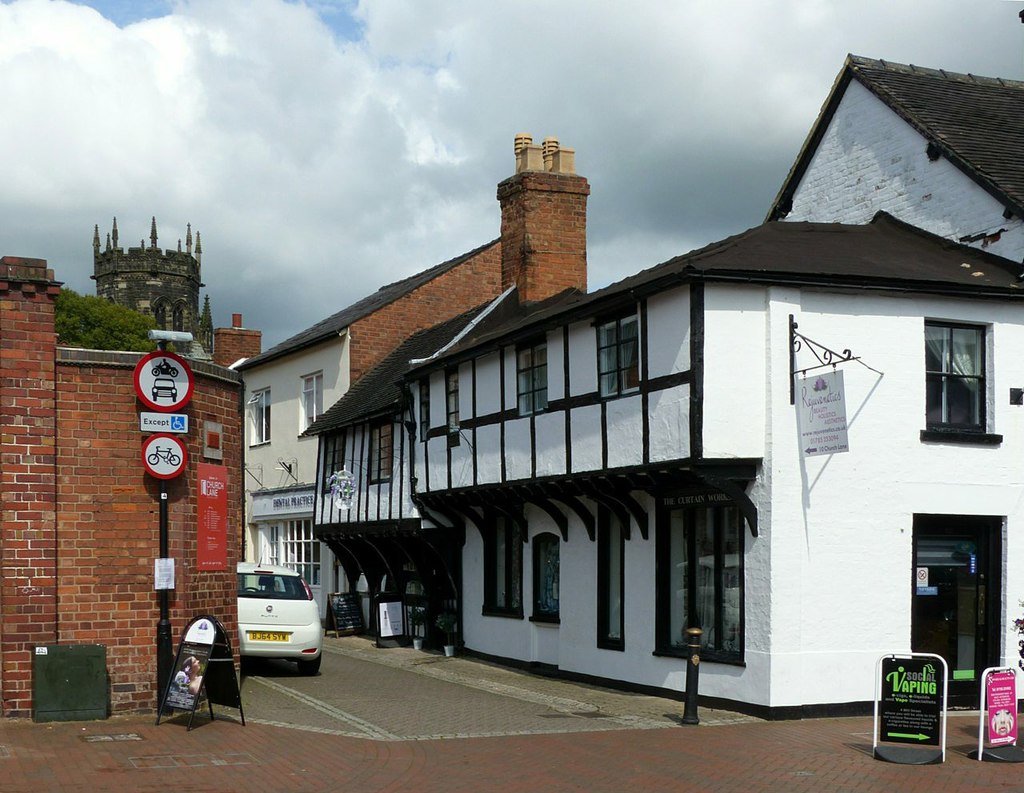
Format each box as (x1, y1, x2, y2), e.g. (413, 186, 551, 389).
(925, 321, 985, 431)
(302, 372, 323, 429)
(249, 388, 271, 445)
(261, 520, 320, 586)
(597, 313, 639, 397)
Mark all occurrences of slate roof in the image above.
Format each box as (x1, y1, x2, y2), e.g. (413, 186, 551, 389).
(236, 239, 499, 370)
(411, 213, 1024, 370)
(303, 304, 493, 435)
(769, 55, 1024, 221)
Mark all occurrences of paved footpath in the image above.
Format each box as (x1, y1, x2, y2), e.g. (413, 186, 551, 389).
(1, 637, 1022, 792)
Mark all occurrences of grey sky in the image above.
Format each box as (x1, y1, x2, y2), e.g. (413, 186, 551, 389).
(3, 0, 1023, 348)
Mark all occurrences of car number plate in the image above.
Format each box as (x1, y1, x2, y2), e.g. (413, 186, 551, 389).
(248, 631, 290, 642)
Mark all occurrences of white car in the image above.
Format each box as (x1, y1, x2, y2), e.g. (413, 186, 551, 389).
(237, 562, 323, 675)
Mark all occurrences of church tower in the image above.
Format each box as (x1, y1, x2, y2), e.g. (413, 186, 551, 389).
(92, 217, 212, 357)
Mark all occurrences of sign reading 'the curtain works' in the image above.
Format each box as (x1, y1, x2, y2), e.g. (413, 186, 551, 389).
(197, 462, 228, 571)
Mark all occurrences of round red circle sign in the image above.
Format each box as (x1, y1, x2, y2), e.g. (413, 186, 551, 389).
(133, 351, 194, 412)
(141, 433, 188, 479)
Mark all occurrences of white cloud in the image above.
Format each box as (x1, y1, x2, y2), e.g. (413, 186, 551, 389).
(0, 0, 1021, 346)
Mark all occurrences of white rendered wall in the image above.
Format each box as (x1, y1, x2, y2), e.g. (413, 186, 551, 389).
(786, 81, 1024, 264)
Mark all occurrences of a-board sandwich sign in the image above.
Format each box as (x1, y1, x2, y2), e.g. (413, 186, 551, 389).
(161, 616, 216, 714)
(157, 615, 244, 731)
(874, 653, 948, 764)
(973, 667, 1024, 762)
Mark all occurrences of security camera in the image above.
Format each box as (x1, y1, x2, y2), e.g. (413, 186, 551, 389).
(148, 330, 194, 343)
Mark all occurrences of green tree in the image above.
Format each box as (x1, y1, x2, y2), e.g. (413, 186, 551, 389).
(54, 288, 157, 352)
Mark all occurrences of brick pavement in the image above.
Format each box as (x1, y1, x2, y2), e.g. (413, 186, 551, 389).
(0, 636, 1021, 792)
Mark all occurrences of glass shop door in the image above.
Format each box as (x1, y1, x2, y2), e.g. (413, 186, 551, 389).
(911, 515, 1001, 708)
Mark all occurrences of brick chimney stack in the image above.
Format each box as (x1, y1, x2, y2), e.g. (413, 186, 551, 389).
(497, 133, 589, 303)
(213, 313, 262, 368)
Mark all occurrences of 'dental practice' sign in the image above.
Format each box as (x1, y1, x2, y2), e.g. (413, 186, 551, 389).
(797, 369, 850, 457)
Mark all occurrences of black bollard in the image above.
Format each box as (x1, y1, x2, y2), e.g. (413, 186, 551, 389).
(682, 627, 702, 725)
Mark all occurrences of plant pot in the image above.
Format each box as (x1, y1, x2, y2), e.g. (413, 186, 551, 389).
(443, 644, 455, 657)
(412, 638, 424, 651)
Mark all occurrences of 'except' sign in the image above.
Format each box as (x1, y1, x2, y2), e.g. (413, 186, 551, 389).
(140, 412, 189, 433)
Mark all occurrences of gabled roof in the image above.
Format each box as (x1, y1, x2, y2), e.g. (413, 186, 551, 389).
(303, 304, 493, 435)
(411, 213, 1024, 371)
(768, 55, 1024, 221)
(236, 239, 499, 370)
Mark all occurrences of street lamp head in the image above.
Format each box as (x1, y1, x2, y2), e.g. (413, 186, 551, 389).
(148, 330, 194, 344)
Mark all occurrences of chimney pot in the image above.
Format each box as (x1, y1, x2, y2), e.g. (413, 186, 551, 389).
(542, 137, 559, 170)
(232, 313, 242, 328)
(514, 133, 533, 156)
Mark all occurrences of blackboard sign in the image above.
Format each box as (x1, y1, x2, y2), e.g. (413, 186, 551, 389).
(327, 592, 364, 637)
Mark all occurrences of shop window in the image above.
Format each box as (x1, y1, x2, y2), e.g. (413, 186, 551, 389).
(658, 503, 742, 663)
(302, 371, 323, 429)
(483, 517, 522, 617)
(925, 321, 985, 431)
(249, 388, 271, 445)
(369, 420, 393, 484)
(261, 520, 321, 586)
(532, 533, 560, 622)
(517, 340, 548, 415)
(597, 511, 625, 649)
(597, 313, 639, 397)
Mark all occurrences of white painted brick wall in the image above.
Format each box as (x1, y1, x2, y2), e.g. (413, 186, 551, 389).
(787, 80, 1024, 266)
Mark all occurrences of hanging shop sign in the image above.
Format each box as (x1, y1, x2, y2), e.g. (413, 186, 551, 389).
(141, 433, 188, 479)
(133, 350, 194, 413)
(873, 653, 947, 764)
(796, 369, 849, 457)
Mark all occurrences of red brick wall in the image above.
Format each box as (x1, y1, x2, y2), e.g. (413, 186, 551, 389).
(213, 326, 262, 368)
(497, 170, 589, 303)
(0, 256, 243, 717)
(0, 257, 60, 718)
(349, 242, 502, 382)
(55, 352, 243, 715)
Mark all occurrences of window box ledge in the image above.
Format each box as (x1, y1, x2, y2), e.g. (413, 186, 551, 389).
(920, 429, 1002, 446)
(529, 615, 560, 626)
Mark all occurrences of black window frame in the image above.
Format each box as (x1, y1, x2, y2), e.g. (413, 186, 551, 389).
(321, 432, 346, 492)
(597, 509, 625, 650)
(368, 420, 393, 484)
(656, 500, 743, 665)
(482, 517, 523, 618)
(445, 368, 460, 447)
(531, 532, 560, 624)
(925, 320, 986, 432)
(516, 339, 548, 416)
(419, 378, 431, 442)
(597, 312, 640, 398)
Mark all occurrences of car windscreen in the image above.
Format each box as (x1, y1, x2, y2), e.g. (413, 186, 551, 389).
(238, 573, 308, 600)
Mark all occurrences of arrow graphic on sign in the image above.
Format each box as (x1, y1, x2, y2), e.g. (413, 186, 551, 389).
(887, 732, 930, 741)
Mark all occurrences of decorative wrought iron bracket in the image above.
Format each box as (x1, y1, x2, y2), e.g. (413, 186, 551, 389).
(789, 315, 881, 404)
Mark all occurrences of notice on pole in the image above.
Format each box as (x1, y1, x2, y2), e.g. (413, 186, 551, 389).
(197, 462, 228, 571)
(154, 558, 175, 590)
(796, 369, 850, 457)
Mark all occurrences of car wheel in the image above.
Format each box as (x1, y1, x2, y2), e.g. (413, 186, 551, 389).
(297, 656, 321, 676)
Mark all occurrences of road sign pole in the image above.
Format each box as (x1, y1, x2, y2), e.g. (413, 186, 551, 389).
(156, 479, 173, 708)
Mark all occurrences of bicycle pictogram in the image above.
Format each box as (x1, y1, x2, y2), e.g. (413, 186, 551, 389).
(147, 446, 182, 467)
